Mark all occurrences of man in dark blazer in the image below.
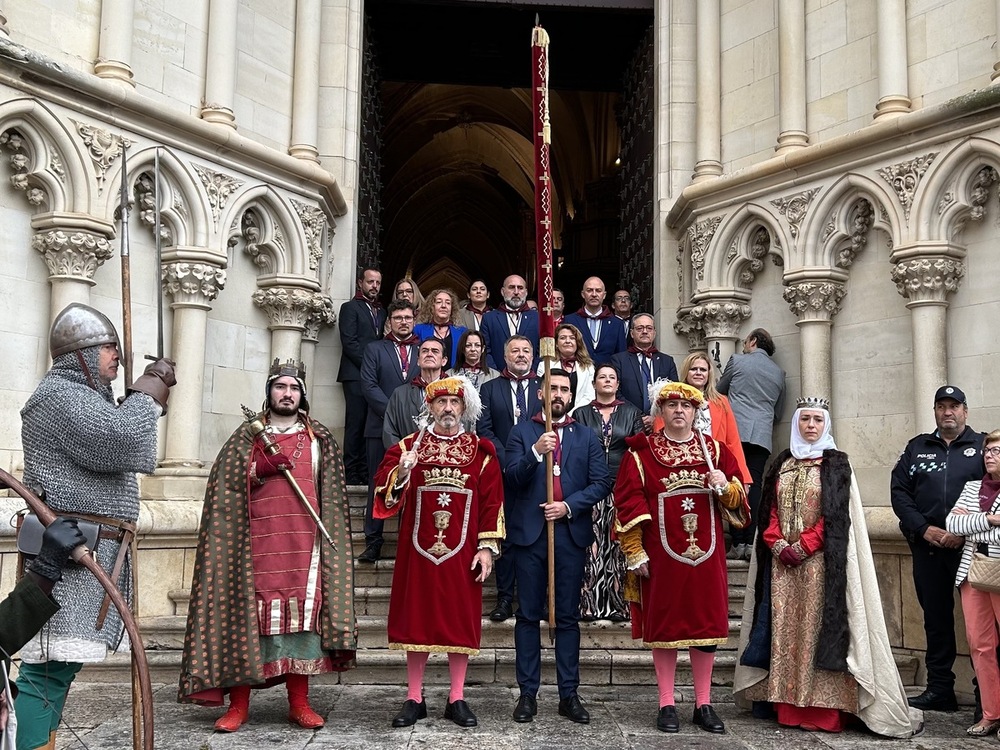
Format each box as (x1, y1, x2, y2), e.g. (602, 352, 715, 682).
(562, 276, 627, 363)
(611, 313, 678, 431)
(477, 335, 540, 622)
(504, 370, 611, 725)
(717, 327, 786, 560)
(481, 274, 539, 370)
(359, 299, 419, 562)
(337, 267, 385, 485)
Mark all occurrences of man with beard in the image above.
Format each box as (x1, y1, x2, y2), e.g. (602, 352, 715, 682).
(611, 313, 679, 430)
(481, 275, 539, 370)
(179, 359, 356, 732)
(14, 303, 172, 750)
(563, 276, 628, 363)
(552, 288, 566, 327)
(505, 370, 611, 724)
(478, 335, 542, 621)
(373, 376, 504, 728)
(383, 338, 446, 447)
(337, 267, 385, 485)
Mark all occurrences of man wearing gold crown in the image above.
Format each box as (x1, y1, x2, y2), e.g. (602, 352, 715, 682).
(178, 359, 357, 732)
(373, 375, 504, 729)
(614, 380, 749, 735)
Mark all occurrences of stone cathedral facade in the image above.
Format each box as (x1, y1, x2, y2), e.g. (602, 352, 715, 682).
(0, 0, 997, 693)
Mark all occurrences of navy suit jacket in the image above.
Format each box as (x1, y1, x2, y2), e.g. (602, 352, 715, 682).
(611, 350, 679, 412)
(360, 340, 419, 439)
(477, 375, 542, 464)
(337, 298, 386, 382)
(504, 417, 611, 549)
(480, 309, 540, 370)
(563, 312, 627, 364)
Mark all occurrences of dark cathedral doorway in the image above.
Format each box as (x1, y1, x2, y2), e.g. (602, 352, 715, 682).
(358, 0, 654, 310)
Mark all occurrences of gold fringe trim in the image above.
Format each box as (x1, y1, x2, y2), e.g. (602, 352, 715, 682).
(615, 513, 651, 534)
(532, 27, 550, 47)
(643, 637, 727, 649)
(389, 643, 480, 656)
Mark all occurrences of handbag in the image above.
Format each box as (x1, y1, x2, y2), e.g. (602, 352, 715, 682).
(15, 512, 101, 559)
(968, 552, 1000, 594)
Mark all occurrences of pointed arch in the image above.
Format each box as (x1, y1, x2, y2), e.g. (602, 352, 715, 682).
(222, 185, 309, 278)
(914, 136, 1000, 243)
(702, 203, 790, 293)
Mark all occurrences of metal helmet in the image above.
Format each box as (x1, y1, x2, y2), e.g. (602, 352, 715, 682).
(49, 303, 120, 359)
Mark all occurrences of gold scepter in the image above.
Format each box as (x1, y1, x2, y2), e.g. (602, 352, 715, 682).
(241, 405, 338, 551)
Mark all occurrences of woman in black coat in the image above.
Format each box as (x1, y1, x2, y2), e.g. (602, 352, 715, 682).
(574, 363, 644, 621)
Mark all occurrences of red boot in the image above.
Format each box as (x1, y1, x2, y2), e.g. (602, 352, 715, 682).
(214, 685, 251, 732)
(286, 674, 325, 729)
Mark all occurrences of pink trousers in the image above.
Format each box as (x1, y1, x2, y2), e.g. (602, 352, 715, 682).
(961, 581, 1000, 721)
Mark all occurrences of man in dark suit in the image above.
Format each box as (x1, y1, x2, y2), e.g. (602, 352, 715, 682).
(359, 299, 419, 562)
(612, 288, 633, 336)
(481, 275, 539, 370)
(611, 313, 678, 432)
(477, 335, 540, 622)
(563, 276, 627, 363)
(717, 327, 786, 560)
(504, 370, 611, 725)
(337, 267, 385, 485)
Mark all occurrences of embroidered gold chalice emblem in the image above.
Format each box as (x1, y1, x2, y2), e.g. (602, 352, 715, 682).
(681, 512, 705, 560)
(428, 510, 453, 556)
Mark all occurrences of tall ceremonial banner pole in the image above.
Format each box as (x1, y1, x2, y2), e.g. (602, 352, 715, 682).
(532, 18, 557, 643)
(117, 146, 134, 389)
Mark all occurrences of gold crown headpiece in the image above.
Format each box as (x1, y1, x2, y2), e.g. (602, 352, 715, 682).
(796, 396, 830, 410)
(268, 358, 307, 381)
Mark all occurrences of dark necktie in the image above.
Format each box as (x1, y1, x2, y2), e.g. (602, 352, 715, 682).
(640, 355, 652, 412)
(552, 426, 564, 502)
(515, 381, 528, 422)
(398, 344, 409, 377)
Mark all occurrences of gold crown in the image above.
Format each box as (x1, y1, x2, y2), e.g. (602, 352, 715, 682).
(268, 357, 306, 381)
(421, 467, 470, 488)
(660, 470, 709, 492)
(796, 396, 830, 410)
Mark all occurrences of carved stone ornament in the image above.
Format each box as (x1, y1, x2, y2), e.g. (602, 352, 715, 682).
(192, 163, 244, 225)
(135, 172, 173, 245)
(1, 129, 45, 206)
(687, 215, 723, 283)
(937, 189, 956, 216)
(770, 187, 820, 240)
(968, 166, 997, 222)
(252, 287, 327, 330)
(782, 281, 847, 321)
(161, 262, 226, 306)
(303, 294, 337, 341)
(72, 120, 132, 194)
(822, 212, 837, 242)
(291, 199, 327, 271)
(672, 312, 706, 351)
(890, 258, 965, 302)
(835, 200, 873, 269)
(739, 227, 771, 287)
(31, 228, 113, 279)
(877, 152, 937, 220)
(688, 301, 752, 338)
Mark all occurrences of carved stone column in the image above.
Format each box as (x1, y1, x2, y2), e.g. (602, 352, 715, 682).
(688, 300, 751, 372)
(693, 0, 722, 182)
(782, 276, 847, 399)
(775, 0, 809, 153)
(673, 309, 707, 355)
(31, 214, 115, 322)
(289, 0, 322, 162)
(95, 0, 136, 86)
(252, 280, 324, 363)
(201, 0, 239, 127)
(874, 0, 912, 119)
(300, 295, 337, 395)
(890, 251, 965, 433)
(159, 252, 227, 468)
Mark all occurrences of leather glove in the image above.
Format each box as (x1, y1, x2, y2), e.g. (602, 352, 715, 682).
(253, 445, 292, 480)
(128, 358, 177, 413)
(778, 545, 804, 568)
(27, 517, 87, 582)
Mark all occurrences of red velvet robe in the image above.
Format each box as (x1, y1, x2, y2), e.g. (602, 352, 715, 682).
(374, 429, 505, 653)
(614, 432, 748, 648)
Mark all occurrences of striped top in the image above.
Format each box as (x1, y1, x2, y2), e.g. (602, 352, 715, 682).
(945, 480, 1000, 587)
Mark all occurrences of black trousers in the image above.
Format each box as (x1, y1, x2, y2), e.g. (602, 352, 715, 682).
(342, 380, 368, 483)
(909, 541, 962, 693)
(730, 442, 770, 546)
(364, 437, 387, 545)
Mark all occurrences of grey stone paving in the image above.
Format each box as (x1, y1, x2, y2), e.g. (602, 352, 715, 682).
(45, 682, 992, 749)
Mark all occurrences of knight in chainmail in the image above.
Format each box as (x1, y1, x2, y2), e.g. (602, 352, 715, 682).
(14, 303, 174, 750)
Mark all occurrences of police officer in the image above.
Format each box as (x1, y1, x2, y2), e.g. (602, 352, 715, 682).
(891, 385, 985, 712)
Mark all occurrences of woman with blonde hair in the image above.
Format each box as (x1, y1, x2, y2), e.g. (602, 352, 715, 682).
(413, 289, 467, 368)
(536, 323, 594, 413)
(679, 352, 752, 558)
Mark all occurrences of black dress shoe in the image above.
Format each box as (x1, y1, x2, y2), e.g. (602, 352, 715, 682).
(444, 699, 477, 727)
(489, 599, 513, 622)
(512, 694, 537, 723)
(693, 704, 725, 733)
(357, 542, 382, 563)
(908, 689, 958, 712)
(391, 699, 427, 728)
(656, 705, 679, 733)
(558, 694, 590, 724)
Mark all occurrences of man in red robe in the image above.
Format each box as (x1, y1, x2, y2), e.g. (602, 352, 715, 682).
(614, 380, 749, 735)
(374, 376, 504, 729)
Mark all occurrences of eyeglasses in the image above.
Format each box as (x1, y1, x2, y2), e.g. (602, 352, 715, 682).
(390, 315, 414, 322)
(986, 447, 1000, 457)
(632, 325, 654, 332)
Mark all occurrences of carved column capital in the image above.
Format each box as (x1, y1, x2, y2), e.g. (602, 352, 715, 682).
(252, 286, 328, 331)
(31, 228, 113, 282)
(782, 280, 847, 322)
(890, 257, 965, 305)
(673, 311, 706, 351)
(303, 294, 337, 342)
(162, 262, 227, 310)
(689, 301, 752, 338)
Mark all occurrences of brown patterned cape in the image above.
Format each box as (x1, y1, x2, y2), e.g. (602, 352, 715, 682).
(177, 414, 357, 705)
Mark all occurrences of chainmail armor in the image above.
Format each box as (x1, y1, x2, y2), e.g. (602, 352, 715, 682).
(19, 347, 160, 657)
